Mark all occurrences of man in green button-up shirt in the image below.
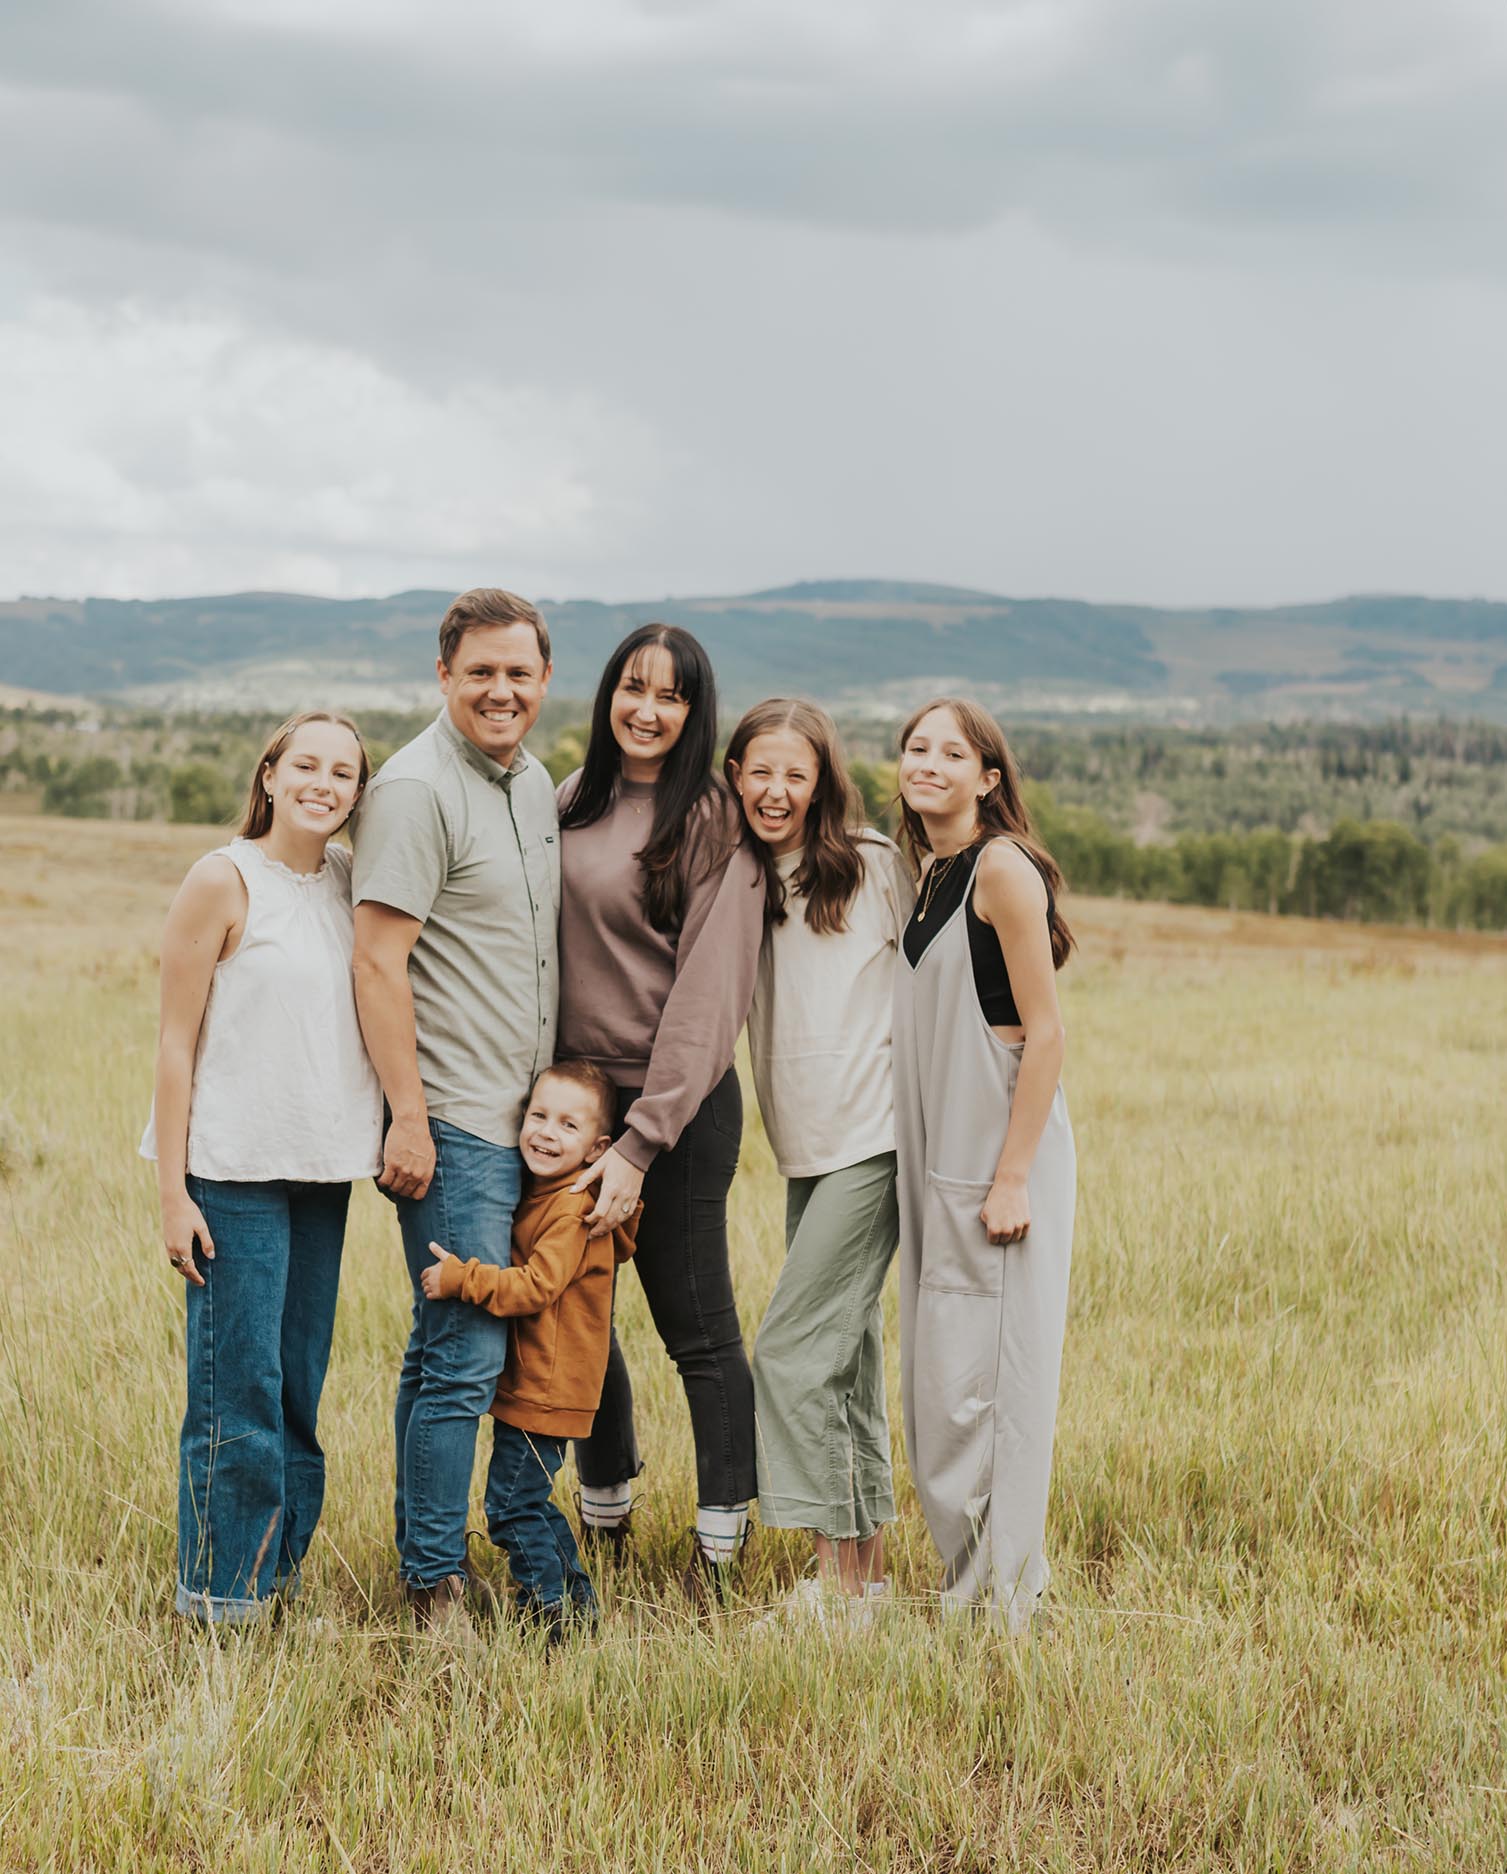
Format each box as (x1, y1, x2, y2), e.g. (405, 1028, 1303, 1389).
(352, 587, 559, 1629)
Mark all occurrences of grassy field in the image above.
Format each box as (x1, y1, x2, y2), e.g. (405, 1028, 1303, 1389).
(2, 815, 1505, 1872)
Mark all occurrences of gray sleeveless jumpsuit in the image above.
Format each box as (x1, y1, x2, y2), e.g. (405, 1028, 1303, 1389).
(893, 848, 1076, 1629)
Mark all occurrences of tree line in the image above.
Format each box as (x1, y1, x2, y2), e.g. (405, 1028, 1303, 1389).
(1024, 793, 1507, 933)
(5, 708, 1506, 933)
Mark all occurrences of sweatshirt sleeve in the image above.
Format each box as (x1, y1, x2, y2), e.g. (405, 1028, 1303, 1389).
(615, 812, 766, 1170)
(436, 1217, 591, 1318)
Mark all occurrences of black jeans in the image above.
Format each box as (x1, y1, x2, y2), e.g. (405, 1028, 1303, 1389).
(574, 1068, 756, 1508)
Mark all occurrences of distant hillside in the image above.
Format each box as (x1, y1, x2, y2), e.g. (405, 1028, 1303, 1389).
(3, 582, 1506, 722)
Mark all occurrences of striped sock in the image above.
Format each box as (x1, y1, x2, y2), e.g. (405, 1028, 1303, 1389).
(695, 1503, 749, 1565)
(579, 1481, 634, 1530)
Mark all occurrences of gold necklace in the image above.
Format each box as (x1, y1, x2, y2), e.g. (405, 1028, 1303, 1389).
(916, 850, 962, 922)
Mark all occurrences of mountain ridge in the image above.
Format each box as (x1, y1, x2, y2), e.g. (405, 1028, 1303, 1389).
(3, 582, 1505, 722)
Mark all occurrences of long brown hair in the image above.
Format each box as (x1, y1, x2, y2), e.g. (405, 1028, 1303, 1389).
(898, 696, 1075, 969)
(724, 698, 867, 936)
(238, 711, 369, 840)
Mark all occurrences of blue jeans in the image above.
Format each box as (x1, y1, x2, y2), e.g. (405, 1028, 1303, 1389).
(389, 1118, 522, 1588)
(178, 1177, 349, 1624)
(485, 1420, 595, 1612)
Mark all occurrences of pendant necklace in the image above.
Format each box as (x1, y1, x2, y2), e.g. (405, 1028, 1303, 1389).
(916, 850, 962, 922)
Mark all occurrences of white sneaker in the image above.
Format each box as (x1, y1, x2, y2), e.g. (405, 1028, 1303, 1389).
(755, 1577, 863, 1634)
(847, 1577, 891, 1631)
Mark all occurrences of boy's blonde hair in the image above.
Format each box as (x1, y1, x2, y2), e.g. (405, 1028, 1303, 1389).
(536, 1060, 616, 1137)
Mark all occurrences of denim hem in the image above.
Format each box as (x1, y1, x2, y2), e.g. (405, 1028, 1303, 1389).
(572, 1456, 646, 1491)
(175, 1580, 272, 1626)
(517, 1585, 600, 1612)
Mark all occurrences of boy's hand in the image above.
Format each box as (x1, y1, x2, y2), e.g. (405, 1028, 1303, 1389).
(420, 1241, 458, 1300)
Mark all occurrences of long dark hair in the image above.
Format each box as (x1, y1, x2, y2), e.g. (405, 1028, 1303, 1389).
(559, 623, 729, 931)
(724, 698, 868, 936)
(898, 696, 1075, 969)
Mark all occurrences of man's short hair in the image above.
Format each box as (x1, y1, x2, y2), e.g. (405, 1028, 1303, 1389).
(535, 1059, 616, 1136)
(438, 588, 551, 671)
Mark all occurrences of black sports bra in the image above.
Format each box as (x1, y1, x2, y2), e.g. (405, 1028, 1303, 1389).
(901, 841, 1055, 1028)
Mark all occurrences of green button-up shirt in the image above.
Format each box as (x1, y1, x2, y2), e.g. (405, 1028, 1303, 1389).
(352, 708, 559, 1148)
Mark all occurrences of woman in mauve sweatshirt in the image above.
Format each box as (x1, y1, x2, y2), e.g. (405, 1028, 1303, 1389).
(557, 623, 766, 1603)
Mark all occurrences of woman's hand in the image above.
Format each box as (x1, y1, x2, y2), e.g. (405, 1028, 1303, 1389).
(980, 1175, 1030, 1247)
(573, 1147, 646, 1240)
(162, 1191, 215, 1287)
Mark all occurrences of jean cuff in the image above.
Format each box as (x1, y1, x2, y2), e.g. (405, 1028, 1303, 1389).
(175, 1581, 272, 1626)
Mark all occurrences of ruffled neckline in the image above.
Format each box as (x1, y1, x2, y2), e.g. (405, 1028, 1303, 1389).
(235, 837, 332, 884)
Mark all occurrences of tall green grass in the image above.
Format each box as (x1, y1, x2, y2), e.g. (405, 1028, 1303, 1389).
(2, 820, 1506, 1870)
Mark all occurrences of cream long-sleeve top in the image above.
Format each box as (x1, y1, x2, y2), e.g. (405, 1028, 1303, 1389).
(747, 830, 915, 1181)
(556, 774, 766, 1171)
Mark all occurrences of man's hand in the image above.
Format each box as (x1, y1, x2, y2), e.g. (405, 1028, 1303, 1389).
(379, 1112, 436, 1199)
(421, 1240, 457, 1300)
(573, 1146, 646, 1240)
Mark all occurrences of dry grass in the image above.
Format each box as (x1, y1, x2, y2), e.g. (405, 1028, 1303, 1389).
(2, 817, 1506, 1871)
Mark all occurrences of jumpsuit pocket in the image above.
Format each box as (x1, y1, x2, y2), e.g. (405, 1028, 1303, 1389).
(918, 1173, 1005, 1298)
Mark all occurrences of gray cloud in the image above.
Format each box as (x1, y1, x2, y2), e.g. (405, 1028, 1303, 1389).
(6, 0, 1504, 260)
(2, 0, 1506, 607)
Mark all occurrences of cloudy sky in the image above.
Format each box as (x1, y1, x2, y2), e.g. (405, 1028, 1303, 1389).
(3, 0, 1506, 607)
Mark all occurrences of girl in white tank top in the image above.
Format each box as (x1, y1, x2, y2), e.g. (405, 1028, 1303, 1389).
(141, 711, 382, 1625)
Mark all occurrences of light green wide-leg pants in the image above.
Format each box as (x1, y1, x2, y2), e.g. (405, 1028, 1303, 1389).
(752, 1152, 899, 1541)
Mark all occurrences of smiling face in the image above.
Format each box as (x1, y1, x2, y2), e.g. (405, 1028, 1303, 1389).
(519, 1073, 612, 1181)
(898, 706, 1001, 829)
(438, 620, 552, 766)
(263, 719, 364, 839)
(608, 644, 690, 783)
(729, 727, 819, 857)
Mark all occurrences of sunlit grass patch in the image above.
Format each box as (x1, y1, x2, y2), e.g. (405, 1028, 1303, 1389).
(3, 819, 1506, 1870)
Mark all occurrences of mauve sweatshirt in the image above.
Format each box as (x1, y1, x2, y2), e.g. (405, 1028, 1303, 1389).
(556, 774, 766, 1170)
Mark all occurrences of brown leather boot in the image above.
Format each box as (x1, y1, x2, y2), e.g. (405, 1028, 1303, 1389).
(404, 1572, 476, 1642)
(463, 1534, 503, 1621)
(680, 1537, 746, 1615)
(579, 1519, 633, 1564)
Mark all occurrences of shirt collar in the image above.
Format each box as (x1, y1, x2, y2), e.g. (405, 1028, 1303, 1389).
(434, 705, 526, 789)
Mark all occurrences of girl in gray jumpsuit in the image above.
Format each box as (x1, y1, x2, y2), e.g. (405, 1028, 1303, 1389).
(892, 698, 1077, 1631)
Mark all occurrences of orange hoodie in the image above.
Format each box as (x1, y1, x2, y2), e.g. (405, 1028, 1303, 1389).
(435, 1171, 640, 1440)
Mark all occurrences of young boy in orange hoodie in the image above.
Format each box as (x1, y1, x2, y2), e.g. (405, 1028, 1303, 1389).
(421, 1059, 638, 1638)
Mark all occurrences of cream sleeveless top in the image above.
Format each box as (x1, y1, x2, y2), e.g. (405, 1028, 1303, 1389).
(140, 839, 384, 1182)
